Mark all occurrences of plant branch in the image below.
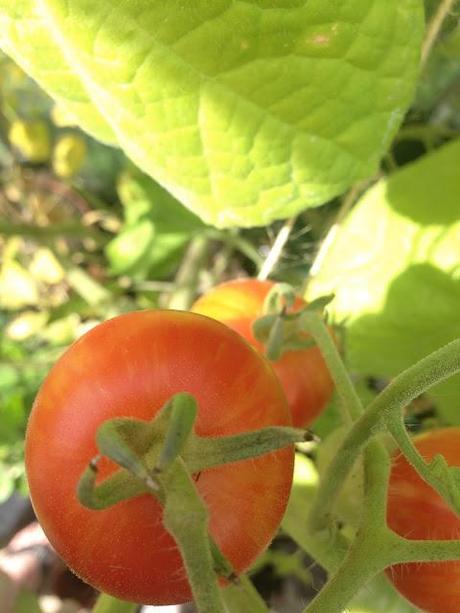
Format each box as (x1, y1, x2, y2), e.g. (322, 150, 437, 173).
(167, 235, 209, 310)
(221, 575, 268, 613)
(308, 338, 460, 532)
(160, 458, 226, 613)
(301, 311, 363, 424)
(421, 0, 456, 67)
(258, 215, 297, 280)
(0, 219, 106, 243)
(303, 184, 363, 293)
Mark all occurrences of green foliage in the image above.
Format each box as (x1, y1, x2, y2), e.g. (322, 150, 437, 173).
(415, 26, 460, 124)
(0, 1, 423, 227)
(106, 168, 205, 279)
(308, 138, 460, 423)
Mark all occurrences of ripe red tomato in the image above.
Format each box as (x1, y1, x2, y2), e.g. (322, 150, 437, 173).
(386, 428, 460, 613)
(25, 310, 294, 605)
(192, 278, 333, 428)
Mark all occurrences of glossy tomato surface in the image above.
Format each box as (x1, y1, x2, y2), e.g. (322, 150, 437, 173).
(26, 310, 294, 605)
(192, 278, 333, 428)
(386, 428, 460, 613)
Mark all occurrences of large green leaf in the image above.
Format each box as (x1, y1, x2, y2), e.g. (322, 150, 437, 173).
(0, 3, 115, 143)
(0, 1, 423, 227)
(308, 139, 460, 423)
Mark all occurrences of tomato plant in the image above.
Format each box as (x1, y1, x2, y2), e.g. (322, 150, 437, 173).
(25, 310, 294, 605)
(386, 428, 460, 613)
(192, 278, 334, 428)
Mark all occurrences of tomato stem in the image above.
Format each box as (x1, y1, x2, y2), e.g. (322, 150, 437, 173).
(75, 389, 301, 612)
(160, 457, 226, 613)
(305, 337, 460, 611)
(300, 311, 363, 424)
(309, 337, 460, 533)
(182, 425, 306, 473)
(154, 393, 198, 473)
(221, 574, 269, 613)
(305, 437, 396, 612)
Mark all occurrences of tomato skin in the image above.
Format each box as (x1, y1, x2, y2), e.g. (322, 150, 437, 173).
(192, 279, 334, 428)
(386, 428, 460, 613)
(25, 310, 294, 605)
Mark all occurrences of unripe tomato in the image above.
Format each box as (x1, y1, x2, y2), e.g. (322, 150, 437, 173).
(192, 279, 333, 428)
(386, 428, 460, 613)
(25, 310, 293, 605)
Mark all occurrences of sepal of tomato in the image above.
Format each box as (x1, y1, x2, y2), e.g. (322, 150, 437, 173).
(25, 310, 294, 605)
(192, 279, 334, 428)
(386, 428, 460, 613)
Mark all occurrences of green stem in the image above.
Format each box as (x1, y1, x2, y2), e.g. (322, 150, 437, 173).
(221, 575, 268, 613)
(183, 426, 306, 473)
(92, 594, 138, 613)
(205, 228, 264, 268)
(421, 0, 456, 67)
(306, 440, 395, 613)
(301, 311, 363, 423)
(160, 458, 225, 613)
(308, 410, 383, 532)
(360, 441, 392, 530)
(370, 338, 460, 422)
(387, 414, 460, 516)
(167, 235, 209, 310)
(394, 536, 460, 562)
(304, 533, 392, 613)
(309, 338, 460, 531)
(257, 215, 297, 281)
(0, 220, 106, 243)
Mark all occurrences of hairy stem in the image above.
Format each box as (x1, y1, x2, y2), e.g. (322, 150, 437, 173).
(221, 575, 268, 613)
(304, 532, 393, 613)
(161, 458, 225, 613)
(309, 338, 460, 531)
(301, 311, 363, 423)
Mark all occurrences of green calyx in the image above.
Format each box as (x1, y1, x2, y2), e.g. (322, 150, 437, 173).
(77, 391, 304, 613)
(77, 391, 305, 512)
(252, 283, 333, 361)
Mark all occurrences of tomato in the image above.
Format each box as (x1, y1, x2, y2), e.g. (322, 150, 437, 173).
(192, 278, 334, 428)
(25, 310, 294, 605)
(386, 428, 460, 613)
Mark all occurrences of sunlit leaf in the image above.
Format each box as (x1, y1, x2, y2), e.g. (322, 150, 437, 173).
(308, 139, 460, 424)
(0, 1, 423, 227)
